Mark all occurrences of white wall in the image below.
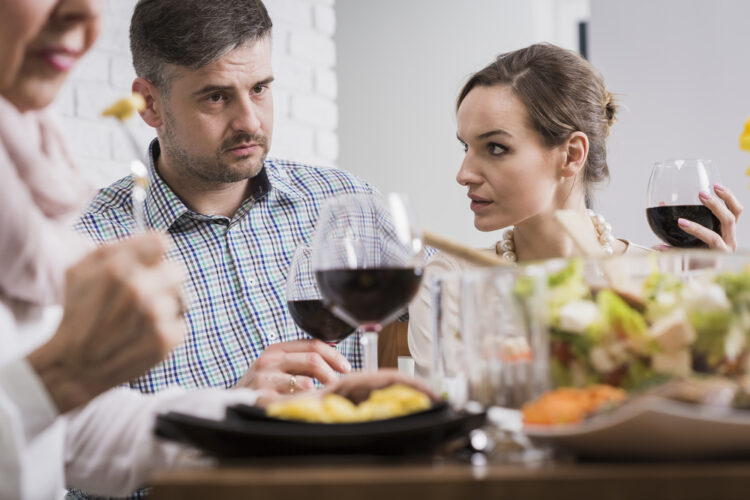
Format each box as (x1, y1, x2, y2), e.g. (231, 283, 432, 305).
(63, 1, 749, 251)
(337, 0, 589, 248)
(589, 0, 750, 248)
(53, 0, 338, 189)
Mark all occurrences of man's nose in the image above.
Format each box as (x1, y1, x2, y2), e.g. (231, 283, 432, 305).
(232, 96, 262, 134)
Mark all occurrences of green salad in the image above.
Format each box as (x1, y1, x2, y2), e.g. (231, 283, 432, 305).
(519, 259, 750, 391)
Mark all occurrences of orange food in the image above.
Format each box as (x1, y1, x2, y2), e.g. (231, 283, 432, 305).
(522, 385, 626, 425)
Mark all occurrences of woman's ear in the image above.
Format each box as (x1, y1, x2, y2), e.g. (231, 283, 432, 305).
(560, 131, 589, 178)
(132, 78, 163, 128)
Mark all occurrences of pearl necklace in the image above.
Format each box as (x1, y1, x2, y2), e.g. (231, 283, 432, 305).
(496, 209, 615, 263)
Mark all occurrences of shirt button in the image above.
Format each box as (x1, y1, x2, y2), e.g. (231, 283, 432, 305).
(268, 332, 278, 341)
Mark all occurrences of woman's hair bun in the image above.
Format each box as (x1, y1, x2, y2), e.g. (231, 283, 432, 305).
(604, 91, 617, 129)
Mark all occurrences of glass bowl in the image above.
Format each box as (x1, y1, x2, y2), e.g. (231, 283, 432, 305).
(430, 250, 750, 409)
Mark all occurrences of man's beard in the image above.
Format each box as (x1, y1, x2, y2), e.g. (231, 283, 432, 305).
(161, 111, 270, 184)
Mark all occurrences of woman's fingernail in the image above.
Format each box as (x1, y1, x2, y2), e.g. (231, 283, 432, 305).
(342, 359, 352, 372)
(678, 218, 690, 228)
(656, 244, 670, 251)
(699, 190, 711, 200)
(714, 183, 726, 192)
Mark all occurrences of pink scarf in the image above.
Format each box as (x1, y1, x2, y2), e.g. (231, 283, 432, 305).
(0, 96, 93, 305)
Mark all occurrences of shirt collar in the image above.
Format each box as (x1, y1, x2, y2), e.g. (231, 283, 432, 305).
(143, 140, 192, 232)
(261, 158, 306, 201)
(143, 140, 303, 231)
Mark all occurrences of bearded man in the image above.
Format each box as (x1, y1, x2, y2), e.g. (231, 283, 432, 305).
(77, 0, 372, 399)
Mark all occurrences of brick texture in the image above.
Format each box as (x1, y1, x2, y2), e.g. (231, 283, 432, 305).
(52, 0, 338, 188)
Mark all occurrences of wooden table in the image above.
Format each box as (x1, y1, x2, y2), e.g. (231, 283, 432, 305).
(150, 459, 750, 500)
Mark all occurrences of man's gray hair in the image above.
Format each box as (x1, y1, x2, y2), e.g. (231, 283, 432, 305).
(130, 0, 272, 89)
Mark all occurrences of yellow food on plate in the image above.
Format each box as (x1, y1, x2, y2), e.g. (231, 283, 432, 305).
(266, 384, 432, 423)
(101, 93, 146, 121)
(522, 385, 626, 426)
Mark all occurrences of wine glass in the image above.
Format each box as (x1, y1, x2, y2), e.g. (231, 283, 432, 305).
(646, 159, 721, 247)
(312, 193, 424, 371)
(286, 244, 355, 345)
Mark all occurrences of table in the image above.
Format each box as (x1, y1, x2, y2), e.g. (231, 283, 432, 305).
(150, 459, 750, 500)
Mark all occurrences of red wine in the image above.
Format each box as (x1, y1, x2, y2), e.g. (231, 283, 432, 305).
(315, 268, 423, 325)
(646, 205, 721, 248)
(287, 299, 355, 343)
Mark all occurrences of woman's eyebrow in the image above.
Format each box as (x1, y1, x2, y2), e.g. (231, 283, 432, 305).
(477, 129, 512, 140)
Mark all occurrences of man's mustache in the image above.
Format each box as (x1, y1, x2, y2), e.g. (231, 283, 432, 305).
(221, 134, 269, 152)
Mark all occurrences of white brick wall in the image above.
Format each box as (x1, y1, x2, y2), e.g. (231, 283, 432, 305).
(52, 0, 338, 189)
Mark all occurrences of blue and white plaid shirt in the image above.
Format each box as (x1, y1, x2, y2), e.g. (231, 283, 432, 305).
(75, 140, 374, 393)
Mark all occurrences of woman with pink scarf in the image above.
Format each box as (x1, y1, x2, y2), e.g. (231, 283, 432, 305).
(0, 1, 265, 498)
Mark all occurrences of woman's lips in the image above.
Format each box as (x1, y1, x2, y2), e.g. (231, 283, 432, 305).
(470, 200, 492, 213)
(34, 49, 80, 72)
(468, 195, 493, 213)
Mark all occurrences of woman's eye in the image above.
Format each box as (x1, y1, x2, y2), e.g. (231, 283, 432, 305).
(488, 143, 506, 156)
(460, 141, 468, 153)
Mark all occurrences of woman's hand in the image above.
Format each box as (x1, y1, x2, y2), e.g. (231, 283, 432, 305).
(254, 369, 438, 408)
(677, 183, 743, 251)
(322, 369, 438, 404)
(27, 232, 186, 413)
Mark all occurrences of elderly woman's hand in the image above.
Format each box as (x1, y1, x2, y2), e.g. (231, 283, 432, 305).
(27, 232, 186, 413)
(677, 184, 743, 251)
(321, 369, 438, 404)
(254, 369, 438, 408)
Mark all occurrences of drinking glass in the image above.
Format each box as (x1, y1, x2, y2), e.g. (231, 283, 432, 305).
(429, 271, 469, 406)
(646, 159, 721, 247)
(286, 244, 355, 345)
(312, 193, 424, 371)
(459, 266, 549, 410)
(436, 264, 550, 462)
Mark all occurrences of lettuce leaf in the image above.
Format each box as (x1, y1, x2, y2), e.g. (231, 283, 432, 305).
(642, 271, 683, 322)
(643, 271, 683, 300)
(716, 269, 750, 311)
(689, 309, 732, 366)
(546, 259, 591, 326)
(621, 359, 670, 392)
(587, 289, 648, 345)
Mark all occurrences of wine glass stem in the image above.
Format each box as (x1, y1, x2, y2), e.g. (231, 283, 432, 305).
(360, 324, 380, 371)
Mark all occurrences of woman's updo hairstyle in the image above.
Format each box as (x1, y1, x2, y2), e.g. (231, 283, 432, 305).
(457, 43, 616, 207)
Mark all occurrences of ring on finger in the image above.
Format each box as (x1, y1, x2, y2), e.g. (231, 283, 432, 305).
(289, 374, 297, 394)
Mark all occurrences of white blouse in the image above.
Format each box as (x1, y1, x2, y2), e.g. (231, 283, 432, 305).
(0, 299, 260, 499)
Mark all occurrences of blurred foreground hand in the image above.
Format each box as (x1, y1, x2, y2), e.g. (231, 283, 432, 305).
(27, 232, 186, 413)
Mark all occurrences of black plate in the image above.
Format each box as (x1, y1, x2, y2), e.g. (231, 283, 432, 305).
(155, 402, 486, 458)
(225, 400, 449, 425)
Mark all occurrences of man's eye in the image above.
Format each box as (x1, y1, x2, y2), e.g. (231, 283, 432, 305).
(252, 84, 268, 95)
(208, 93, 224, 103)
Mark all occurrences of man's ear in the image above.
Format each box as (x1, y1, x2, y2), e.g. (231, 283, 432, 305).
(132, 77, 163, 128)
(560, 131, 589, 178)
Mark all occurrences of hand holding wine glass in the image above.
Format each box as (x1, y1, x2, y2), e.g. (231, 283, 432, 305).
(235, 243, 354, 394)
(312, 193, 424, 371)
(646, 159, 742, 250)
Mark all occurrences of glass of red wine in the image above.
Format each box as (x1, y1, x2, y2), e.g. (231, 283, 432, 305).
(286, 244, 355, 346)
(312, 193, 424, 371)
(646, 159, 721, 247)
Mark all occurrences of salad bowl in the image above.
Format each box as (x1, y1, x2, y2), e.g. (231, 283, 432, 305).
(431, 251, 750, 457)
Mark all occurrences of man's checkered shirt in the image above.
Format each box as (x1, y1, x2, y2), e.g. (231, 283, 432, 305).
(75, 140, 374, 393)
